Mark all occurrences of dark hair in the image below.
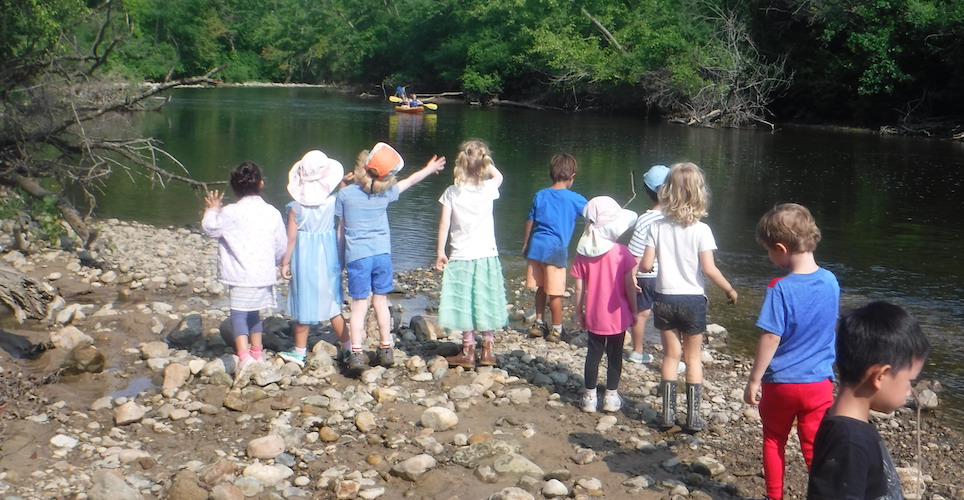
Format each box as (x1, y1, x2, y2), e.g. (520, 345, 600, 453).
(756, 203, 821, 253)
(836, 301, 930, 386)
(549, 153, 577, 182)
(229, 161, 263, 197)
(644, 185, 659, 203)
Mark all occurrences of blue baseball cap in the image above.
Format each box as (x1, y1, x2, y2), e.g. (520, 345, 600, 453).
(643, 165, 670, 192)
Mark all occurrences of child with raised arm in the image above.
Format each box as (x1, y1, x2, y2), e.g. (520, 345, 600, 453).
(641, 162, 738, 432)
(626, 164, 670, 364)
(202, 162, 287, 383)
(571, 196, 638, 413)
(336, 142, 445, 375)
(436, 140, 508, 368)
(522, 153, 588, 342)
(278, 150, 350, 368)
(807, 302, 930, 499)
(743, 203, 839, 500)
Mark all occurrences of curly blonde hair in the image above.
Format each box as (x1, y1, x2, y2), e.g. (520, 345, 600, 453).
(659, 162, 708, 226)
(353, 149, 397, 194)
(454, 140, 493, 186)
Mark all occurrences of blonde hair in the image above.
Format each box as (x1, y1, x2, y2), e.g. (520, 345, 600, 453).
(756, 203, 822, 253)
(454, 140, 493, 186)
(353, 149, 397, 195)
(659, 162, 708, 226)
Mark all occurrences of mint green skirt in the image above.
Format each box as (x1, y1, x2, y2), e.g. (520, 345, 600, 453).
(438, 256, 508, 332)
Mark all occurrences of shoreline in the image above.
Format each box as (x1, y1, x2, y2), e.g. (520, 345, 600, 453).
(0, 218, 960, 499)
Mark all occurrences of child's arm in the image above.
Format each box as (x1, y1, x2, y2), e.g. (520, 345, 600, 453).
(396, 155, 446, 193)
(624, 269, 638, 324)
(336, 216, 346, 265)
(200, 189, 225, 236)
(640, 246, 655, 273)
(743, 332, 780, 405)
(435, 204, 452, 270)
(280, 209, 298, 280)
(699, 250, 738, 304)
(573, 277, 586, 329)
(521, 219, 533, 256)
(486, 163, 504, 186)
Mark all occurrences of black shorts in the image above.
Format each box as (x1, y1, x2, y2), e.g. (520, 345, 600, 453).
(652, 293, 707, 335)
(636, 276, 657, 311)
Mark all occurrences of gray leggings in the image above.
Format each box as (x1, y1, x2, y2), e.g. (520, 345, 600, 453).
(584, 331, 625, 391)
(230, 309, 263, 337)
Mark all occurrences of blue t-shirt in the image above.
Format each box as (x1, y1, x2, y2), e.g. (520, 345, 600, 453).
(756, 267, 839, 383)
(525, 188, 587, 267)
(335, 184, 400, 264)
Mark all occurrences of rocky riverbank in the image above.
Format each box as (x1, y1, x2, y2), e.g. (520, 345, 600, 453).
(0, 219, 961, 500)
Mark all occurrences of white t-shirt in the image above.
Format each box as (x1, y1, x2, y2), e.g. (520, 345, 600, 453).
(644, 219, 717, 295)
(438, 177, 502, 260)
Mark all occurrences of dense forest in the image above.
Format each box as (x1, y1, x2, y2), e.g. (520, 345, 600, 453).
(6, 0, 964, 130)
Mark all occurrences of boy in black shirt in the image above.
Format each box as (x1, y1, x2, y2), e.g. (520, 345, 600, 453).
(807, 302, 930, 499)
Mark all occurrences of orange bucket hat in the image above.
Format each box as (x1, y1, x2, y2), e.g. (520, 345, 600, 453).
(364, 142, 404, 180)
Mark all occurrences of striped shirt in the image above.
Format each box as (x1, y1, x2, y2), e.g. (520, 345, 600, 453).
(628, 209, 664, 277)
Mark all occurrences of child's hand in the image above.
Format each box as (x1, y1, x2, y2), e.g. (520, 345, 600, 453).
(341, 171, 355, 185)
(204, 190, 224, 210)
(726, 288, 738, 305)
(281, 263, 292, 280)
(744, 379, 761, 405)
(424, 155, 446, 174)
(435, 254, 448, 271)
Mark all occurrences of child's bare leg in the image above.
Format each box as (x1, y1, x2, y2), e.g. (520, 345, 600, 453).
(548, 294, 563, 328)
(330, 314, 349, 349)
(371, 293, 392, 345)
(349, 297, 371, 349)
(534, 287, 547, 320)
(234, 335, 250, 355)
(660, 329, 682, 380)
(682, 333, 704, 384)
(630, 309, 652, 354)
(292, 323, 309, 349)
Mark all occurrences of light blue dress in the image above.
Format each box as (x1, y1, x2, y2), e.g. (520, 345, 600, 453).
(286, 198, 343, 324)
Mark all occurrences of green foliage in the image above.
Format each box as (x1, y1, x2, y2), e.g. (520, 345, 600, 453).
(0, 188, 64, 244)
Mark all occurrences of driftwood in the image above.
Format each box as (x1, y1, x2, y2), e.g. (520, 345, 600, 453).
(0, 265, 56, 323)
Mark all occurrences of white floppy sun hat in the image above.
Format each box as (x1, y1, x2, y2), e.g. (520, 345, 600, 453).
(287, 150, 344, 206)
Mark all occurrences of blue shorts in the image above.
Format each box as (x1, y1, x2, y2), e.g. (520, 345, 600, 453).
(346, 254, 394, 299)
(635, 277, 656, 311)
(652, 293, 707, 335)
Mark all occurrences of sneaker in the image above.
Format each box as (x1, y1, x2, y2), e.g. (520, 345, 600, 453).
(602, 391, 622, 412)
(546, 325, 564, 343)
(234, 355, 254, 384)
(628, 351, 654, 364)
(581, 391, 598, 413)
(278, 350, 306, 368)
(528, 320, 548, 338)
(346, 351, 367, 374)
(376, 346, 395, 367)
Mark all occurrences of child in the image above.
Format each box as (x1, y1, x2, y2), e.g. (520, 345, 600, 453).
(641, 162, 738, 431)
(743, 203, 839, 500)
(807, 302, 930, 499)
(435, 140, 508, 369)
(626, 164, 670, 364)
(336, 142, 445, 374)
(278, 150, 350, 368)
(522, 153, 588, 341)
(571, 196, 638, 413)
(201, 161, 287, 382)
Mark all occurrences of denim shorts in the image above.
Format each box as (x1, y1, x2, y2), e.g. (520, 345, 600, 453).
(346, 254, 394, 299)
(635, 277, 657, 311)
(652, 293, 707, 335)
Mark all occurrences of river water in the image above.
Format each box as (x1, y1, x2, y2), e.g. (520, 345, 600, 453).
(94, 87, 963, 426)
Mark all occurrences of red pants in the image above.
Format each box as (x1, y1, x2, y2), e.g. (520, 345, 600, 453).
(759, 380, 833, 500)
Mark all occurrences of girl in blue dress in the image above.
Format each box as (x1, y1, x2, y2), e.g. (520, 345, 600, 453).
(279, 150, 349, 367)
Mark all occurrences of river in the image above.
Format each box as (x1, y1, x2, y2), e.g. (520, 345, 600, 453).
(93, 87, 963, 427)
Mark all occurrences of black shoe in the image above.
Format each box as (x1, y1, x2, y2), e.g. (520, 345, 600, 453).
(346, 351, 367, 374)
(376, 346, 395, 367)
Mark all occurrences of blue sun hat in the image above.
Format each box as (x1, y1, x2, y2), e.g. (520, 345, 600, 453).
(643, 164, 670, 192)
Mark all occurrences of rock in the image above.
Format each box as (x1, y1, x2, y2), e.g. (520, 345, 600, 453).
(896, 467, 926, 499)
(199, 459, 238, 485)
(318, 427, 340, 442)
(543, 479, 569, 497)
(89, 469, 146, 500)
(453, 440, 522, 468)
(167, 313, 203, 348)
(50, 325, 94, 350)
(114, 401, 148, 425)
(916, 389, 939, 409)
(209, 483, 244, 500)
(421, 406, 459, 431)
(410, 315, 441, 341)
(167, 469, 208, 500)
(692, 456, 726, 477)
(242, 463, 293, 486)
(355, 411, 377, 432)
(62, 344, 106, 374)
(140, 341, 171, 359)
(571, 447, 595, 465)
(488, 487, 535, 500)
(163, 362, 191, 396)
(247, 434, 286, 459)
(390, 454, 437, 481)
(492, 453, 544, 478)
(50, 434, 79, 449)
